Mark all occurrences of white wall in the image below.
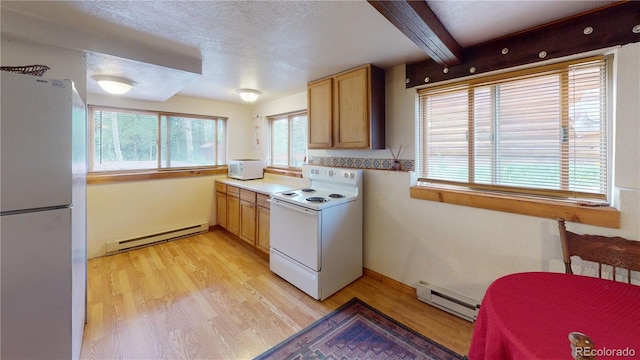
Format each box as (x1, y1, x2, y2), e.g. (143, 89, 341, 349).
(5, 35, 638, 298)
(1, 35, 87, 102)
(252, 91, 307, 162)
(363, 43, 640, 301)
(254, 45, 640, 301)
(88, 176, 216, 248)
(154, 50, 638, 301)
(3, 36, 258, 259)
(85, 94, 254, 258)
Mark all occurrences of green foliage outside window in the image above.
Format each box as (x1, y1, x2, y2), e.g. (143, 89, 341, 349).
(91, 107, 226, 172)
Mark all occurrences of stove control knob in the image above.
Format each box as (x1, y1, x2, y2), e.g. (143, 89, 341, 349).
(329, 170, 334, 177)
(344, 172, 349, 178)
(350, 173, 355, 179)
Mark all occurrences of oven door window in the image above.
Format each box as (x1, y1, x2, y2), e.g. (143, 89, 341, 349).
(270, 200, 321, 271)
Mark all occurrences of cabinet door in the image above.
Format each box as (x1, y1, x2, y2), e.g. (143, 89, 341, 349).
(334, 66, 369, 148)
(216, 191, 227, 228)
(215, 182, 227, 194)
(307, 77, 333, 149)
(239, 200, 256, 245)
(256, 206, 270, 254)
(227, 195, 240, 236)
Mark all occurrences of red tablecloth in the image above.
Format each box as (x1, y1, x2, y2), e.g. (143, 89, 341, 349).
(469, 272, 640, 359)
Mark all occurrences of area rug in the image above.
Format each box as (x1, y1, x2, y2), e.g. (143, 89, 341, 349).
(254, 297, 466, 360)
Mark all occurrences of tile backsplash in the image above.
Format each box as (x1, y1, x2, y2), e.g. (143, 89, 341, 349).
(308, 156, 414, 172)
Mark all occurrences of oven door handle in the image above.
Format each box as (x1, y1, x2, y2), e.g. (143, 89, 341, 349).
(271, 198, 317, 215)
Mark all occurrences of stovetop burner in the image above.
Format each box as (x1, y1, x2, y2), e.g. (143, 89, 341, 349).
(306, 197, 329, 203)
(271, 168, 364, 210)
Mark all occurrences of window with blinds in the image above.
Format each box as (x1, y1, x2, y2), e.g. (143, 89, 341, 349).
(417, 56, 609, 200)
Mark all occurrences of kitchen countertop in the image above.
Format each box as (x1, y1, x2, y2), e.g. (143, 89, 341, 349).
(216, 173, 309, 195)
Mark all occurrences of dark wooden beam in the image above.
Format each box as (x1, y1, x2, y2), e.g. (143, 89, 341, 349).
(368, 0, 462, 66)
(406, 1, 640, 88)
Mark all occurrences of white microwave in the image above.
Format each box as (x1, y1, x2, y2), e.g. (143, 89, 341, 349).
(228, 159, 264, 180)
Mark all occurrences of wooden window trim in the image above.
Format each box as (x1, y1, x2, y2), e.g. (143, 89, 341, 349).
(88, 166, 304, 184)
(264, 167, 303, 178)
(87, 167, 227, 185)
(410, 185, 620, 229)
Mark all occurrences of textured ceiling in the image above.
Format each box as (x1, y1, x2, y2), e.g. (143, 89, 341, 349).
(0, 0, 613, 104)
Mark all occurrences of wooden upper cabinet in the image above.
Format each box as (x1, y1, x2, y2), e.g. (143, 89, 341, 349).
(307, 77, 333, 149)
(335, 67, 369, 148)
(307, 64, 385, 150)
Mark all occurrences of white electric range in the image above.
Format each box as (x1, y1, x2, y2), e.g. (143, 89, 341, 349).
(269, 166, 363, 300)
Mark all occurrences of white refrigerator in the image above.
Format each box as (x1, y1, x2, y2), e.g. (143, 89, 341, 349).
(1, 71, 87, 359)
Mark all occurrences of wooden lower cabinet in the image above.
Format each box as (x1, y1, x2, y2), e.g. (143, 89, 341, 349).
(226, 186, 240, 237)
(239, 200, 256, 245)
(239, 189, 257, 245)
(256, 193, 271, 254)
(216, 191, 227, 228)
(216, 181, 271, 254)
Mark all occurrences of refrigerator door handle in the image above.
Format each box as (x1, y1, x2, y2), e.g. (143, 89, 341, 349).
(0, 204, 70, 216)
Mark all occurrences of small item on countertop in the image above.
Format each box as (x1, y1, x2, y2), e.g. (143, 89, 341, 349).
(576, 201, 610, 207)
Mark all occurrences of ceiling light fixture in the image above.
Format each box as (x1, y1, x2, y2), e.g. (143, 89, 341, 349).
(236, 88, 262, 102)
(93, 75, 136, 95)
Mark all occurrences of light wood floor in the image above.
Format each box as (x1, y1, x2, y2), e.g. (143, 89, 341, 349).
(81, 229, 474, 359)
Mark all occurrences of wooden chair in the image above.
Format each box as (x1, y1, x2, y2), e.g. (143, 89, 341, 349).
(569, 332, 596, 360)
(557, 218, 640, 283)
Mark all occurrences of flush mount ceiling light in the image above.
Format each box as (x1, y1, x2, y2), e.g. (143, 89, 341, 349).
(236, 88, 262, 102)
(93, 75, 136, 95)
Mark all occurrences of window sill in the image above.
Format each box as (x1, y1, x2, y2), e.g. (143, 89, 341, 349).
(410, 185, 620, 229)
(264, 167, 303, 178)
(87, 167, 227, 185)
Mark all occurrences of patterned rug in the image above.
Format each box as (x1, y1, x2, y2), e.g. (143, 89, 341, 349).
(254, 297, 465, 360)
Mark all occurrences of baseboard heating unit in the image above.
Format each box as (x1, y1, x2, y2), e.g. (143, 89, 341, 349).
(416, 281, 480, 322)
(106, 223, 208, 255)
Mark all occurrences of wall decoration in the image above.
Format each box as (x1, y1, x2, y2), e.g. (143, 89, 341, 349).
(253, 115, 263, 150)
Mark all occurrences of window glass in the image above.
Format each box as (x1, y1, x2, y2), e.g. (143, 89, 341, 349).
(269, 111, 308, 168)
(291, 114, 307, 167)
(271, 118, 289, 167)
(90, 107, 226, 172)
(92, 110, 158, 171)
(160, 116, 220, 168)
(422, 87, 469, 182)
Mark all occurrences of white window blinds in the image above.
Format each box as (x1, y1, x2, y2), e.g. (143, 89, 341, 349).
(418, 56, 609, 200)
